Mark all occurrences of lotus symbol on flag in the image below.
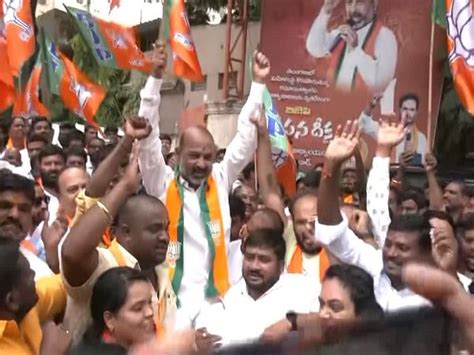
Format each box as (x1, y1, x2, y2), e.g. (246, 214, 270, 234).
(4, 0, 33, 42)
(70, 79, 91, 119)
(446, 0, 474, 67)
(174, 32, 193, 50)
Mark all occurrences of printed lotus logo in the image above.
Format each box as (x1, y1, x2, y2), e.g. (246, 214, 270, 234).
(3, 0, 34, 41)
(446, 0, 474, 67)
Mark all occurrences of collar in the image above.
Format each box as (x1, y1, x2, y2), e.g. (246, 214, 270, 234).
(111, 239, 140, 269)
(178, 175, 205, 192)
(241, 275, 284, 300)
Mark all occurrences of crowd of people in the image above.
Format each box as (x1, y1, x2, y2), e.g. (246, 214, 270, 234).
(0, 43, 474, 355)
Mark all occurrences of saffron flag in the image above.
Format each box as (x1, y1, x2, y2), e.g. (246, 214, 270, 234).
(2, 0, 36, 79)
(445, 0, 474, 115)
(59, 52, 106, 129)
(65, 5, 153, 73)
(162, 0, 204, 81)
(0, 0, 15, 112)
(13, 60, 49, 117)
(109, 0, 120, 13)
(263, 88, 297, 197)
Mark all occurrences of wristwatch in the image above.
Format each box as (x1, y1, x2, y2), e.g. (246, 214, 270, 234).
(286, 311, 298, 331)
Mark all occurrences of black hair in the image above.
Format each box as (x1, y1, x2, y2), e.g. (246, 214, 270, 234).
(456, 213, 474, 238)
(297, 171, 321, 190)
(251, 208, 285, 236)
(446, 180, 469, 197)
(423, 209, 456, 230)
(104, 126, 118, 135)
(85, 124, 97, 134)
(243, 228, 286, 262)
(60, 122, 75, 130)
(388, 214, 432, 252)
(6, 116, 25, 132)
(0, 238, 21, 301)
(242, 162, 255, 180)
(27, 133, 48, 146)
(324, 264, 384, 321)
(0, 172, 35, 203)
(229, 194, 246, 220)
(66, 145, 88, 162)
(30, 116, 52, 131)
(38, 144, 66, 165)
(399, 93, 419, 110)
(289, 190, 317, 216)
(84, 267, 149, 343)
(400, 188, 428, 210)
(159, 133, 172, 143)
(67, 130, 85, 145)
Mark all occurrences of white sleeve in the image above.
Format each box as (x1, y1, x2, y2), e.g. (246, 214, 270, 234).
(366, 157, 391, 248)
(138, 77, 173, 199)
(306, 10, 339, 58)
(316, 216, 383, 278)
(347, 27, 398, 92)
(218, 82, 264, 190)
(358, 111, 379, 139)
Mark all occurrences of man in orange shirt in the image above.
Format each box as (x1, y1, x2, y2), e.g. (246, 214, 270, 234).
(0, 238, 68, 354)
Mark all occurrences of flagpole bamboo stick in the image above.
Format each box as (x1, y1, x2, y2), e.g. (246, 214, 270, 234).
(427, 20, 435, 151)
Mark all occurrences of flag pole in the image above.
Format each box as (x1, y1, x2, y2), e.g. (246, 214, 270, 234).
(427, 20, 435, 151)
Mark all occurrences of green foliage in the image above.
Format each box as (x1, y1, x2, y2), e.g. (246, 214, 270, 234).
(60, 34, 144, 128)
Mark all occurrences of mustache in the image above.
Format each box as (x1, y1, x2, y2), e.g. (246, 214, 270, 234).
(0, 219, 22, 229)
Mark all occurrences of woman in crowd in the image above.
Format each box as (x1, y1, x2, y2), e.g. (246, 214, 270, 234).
(319, 264, 383, 321)
(71, 267, 155, 354)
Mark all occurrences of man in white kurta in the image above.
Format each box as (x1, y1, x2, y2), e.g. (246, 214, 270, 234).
(306, 0, 397, 93)
(138, 53, 270, 328)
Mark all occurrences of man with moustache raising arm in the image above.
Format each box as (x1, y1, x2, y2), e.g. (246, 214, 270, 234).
(128, 47, 271, 328)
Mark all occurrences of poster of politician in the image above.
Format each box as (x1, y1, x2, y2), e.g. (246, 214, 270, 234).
(260, 0, 443, 168)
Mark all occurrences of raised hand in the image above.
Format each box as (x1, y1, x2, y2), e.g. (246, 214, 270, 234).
(151, 40, 167, 78)
(430, 217, 458, 275)
(253, 50, 271, 84)
(424, 152, 437, 173)
(322, 0, 341, 14)
(377, 120, 405, 148)
(339, 25, 358, 49)
(324, 120, 360, 164)
(121, 142, 142, 194)
(251, 112, 268, 136)
(124, 116, 152, 141)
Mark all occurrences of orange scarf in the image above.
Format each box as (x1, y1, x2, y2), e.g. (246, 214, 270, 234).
(166, 175, 229, 305)
(21, 239, 37, 255)
(328, 19, 383, 92)
(287, 246, 330, 281)
(107, 239, 165, 338)
(6, 137, 25, 150)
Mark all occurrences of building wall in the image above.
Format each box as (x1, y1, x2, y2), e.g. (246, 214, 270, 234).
(36, 0, 162, 27)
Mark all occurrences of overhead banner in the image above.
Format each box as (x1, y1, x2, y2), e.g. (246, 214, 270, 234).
(261, 0, 443, 168)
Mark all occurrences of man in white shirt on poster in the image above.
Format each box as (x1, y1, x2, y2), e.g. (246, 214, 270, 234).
(194, 229, 319, 350)
(359, 93, 428, 163)
(129, 47, 272, 328)
(306, 0, 397, 94)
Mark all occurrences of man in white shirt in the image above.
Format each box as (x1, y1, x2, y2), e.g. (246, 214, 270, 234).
(194, 229, 319, 350)
(128, 49, 271, 326)
(306, 0, 397, 93)
(316, 119, 432, 313)
(360, 93, 428, 163)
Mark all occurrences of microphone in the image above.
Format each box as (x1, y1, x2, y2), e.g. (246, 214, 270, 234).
(329, 18, 355, 53)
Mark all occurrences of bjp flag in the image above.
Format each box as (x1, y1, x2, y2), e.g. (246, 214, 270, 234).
(13, 61, 49, 117)
(445, 0, 474, 115)
(263, 88, 297, 197)
(0, 1, 14, 112)
(59, 53, 106, 129)
(163, 0, 204, 81)
(65, 5, 153, 73)
(2, 0, 36, 78)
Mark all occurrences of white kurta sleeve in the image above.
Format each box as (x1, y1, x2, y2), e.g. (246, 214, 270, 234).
(306, 10, 339, 58)
(138, 77, 173, 199)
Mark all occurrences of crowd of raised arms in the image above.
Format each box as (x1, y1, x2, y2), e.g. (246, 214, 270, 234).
(0, 42, 474, 355)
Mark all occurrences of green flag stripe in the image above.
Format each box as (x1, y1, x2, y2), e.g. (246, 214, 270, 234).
(65, 5, 118, 68)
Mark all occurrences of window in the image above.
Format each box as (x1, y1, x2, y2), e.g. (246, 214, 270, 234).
(191, 75, 207, 92)
(218, 71, 237, 90)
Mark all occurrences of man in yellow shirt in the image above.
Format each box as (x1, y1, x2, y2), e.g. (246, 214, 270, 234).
(0, 238, 67, 354)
